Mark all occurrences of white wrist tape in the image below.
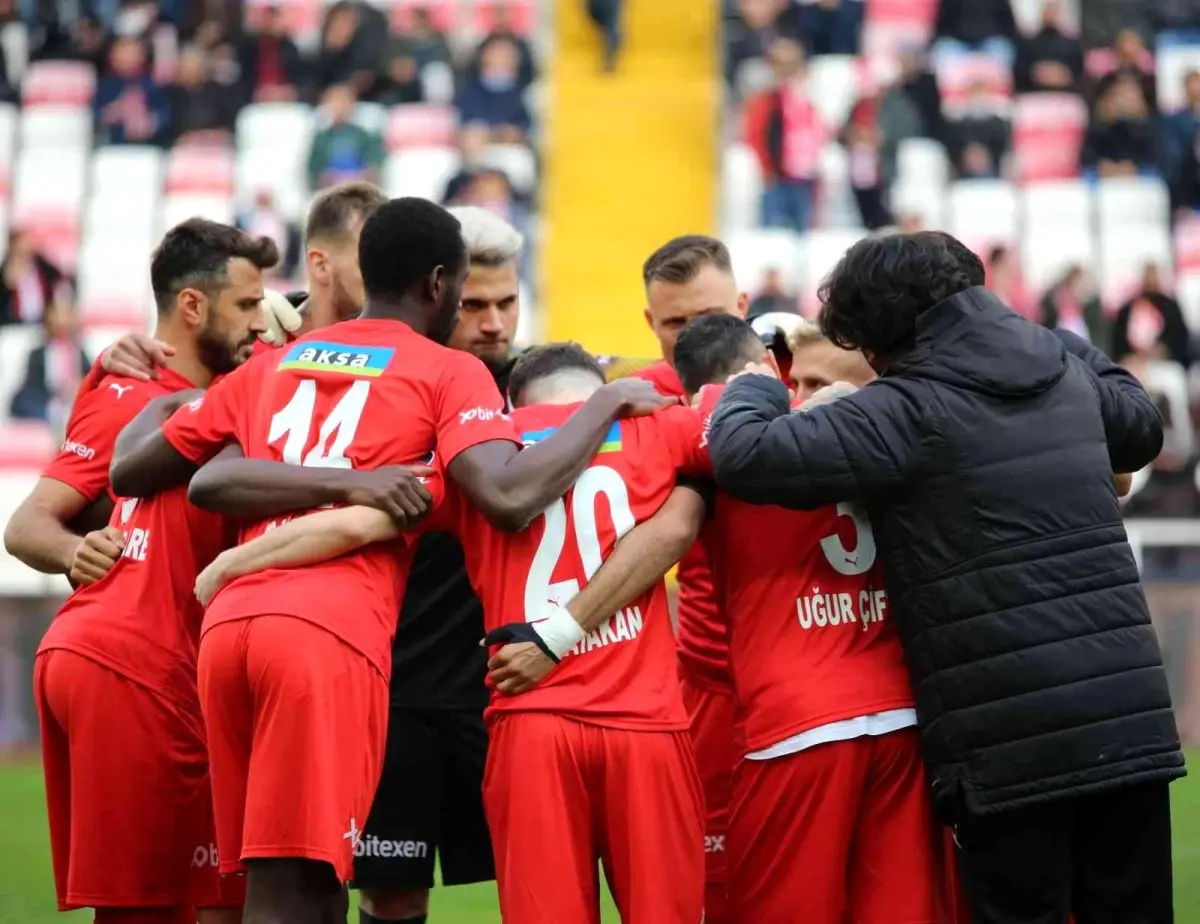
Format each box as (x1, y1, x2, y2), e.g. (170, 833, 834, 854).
(532, 602, 587, 659)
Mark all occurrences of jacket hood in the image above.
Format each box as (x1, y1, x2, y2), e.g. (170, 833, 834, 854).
(886, 286, 1067, 397)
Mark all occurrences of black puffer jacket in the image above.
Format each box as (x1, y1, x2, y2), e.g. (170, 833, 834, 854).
(707, 287, 1185, 822)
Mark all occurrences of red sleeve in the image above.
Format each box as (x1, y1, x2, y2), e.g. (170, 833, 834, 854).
(76, 355, 109, 399)
(42, 379, 157, 502)
(654, 405, 712, 477)
(414, 463, 462, 536)
(160, 362, 253, 464)
(435, 352, 520, 465)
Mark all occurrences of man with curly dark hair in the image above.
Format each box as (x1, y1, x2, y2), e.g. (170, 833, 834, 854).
(705, 230, 1182, 924)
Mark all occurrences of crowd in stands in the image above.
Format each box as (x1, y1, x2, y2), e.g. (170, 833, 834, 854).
(722, 0, 1200, 512)
(0, 0, 540, 432)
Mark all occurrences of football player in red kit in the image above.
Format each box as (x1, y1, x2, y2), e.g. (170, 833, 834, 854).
(189, 343, 712, 924)
(30, 220, 279, 924)
(108, 200, 672, 924)
(597, 314, 946, 924)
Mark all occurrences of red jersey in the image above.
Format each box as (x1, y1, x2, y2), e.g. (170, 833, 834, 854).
(631, 360, 727, 687)
(38, 371, 231, 713)
(434, 402, 708, 730)
(43, 365, 196, 504)
(696, 386, 913, 754)
(160, 319, 519, 677)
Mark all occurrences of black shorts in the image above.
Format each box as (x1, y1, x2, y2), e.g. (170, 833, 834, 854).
(352, 707, 495, 891)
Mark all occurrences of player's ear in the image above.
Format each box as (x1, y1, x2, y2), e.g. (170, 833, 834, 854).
(427, 264, 445, 302)
(763, 350, 782, 379)
(176, 287, 205, 328)
(306, 248, 329, 285)
(643, 306, 654, 331)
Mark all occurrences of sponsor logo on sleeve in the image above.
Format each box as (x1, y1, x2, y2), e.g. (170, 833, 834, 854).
(354, 834, 429, 860)
(278, 341, 395, 377)
(60, 440, 95, 460)
(459, 406, 509, 425)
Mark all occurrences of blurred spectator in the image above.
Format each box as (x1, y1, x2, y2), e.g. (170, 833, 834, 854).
(375, 7, 453, 105)
(307, 84, 384, 190)
(168, 44, 237, 144)
(842, 95, 892, 229)
(1081, 2, 1153, 51)
(1087, 27, 1156, 109)
(237, 190, 302, 279)
(946, 79, 1011, 179)
(444, 169, 533, 281)
(1081, 73, 1159, 177)
(1040, 264, 1107, 344)
(0, 230, 69, 326)
(70, 15, 108, 68)
(1112, 264, 1192, 368)
(472, 6, 536, 90)
(1013, 0, 1084, 94)
(747, 267, 796, 319)
(889, 46, 944, 140)
(93, 35, 171, 147)
(1153, 0, 1200, 39)
(586, 0, 625, 72)
(986, 245, 1034, 320)
(875, 75, 924, 189)
(798, 0, 863, 58)
(8, 295, 90, 430)
(743, 37, 826, 231)
(931, 0, 1017, 67)
(238, 5, 308, 104)
(182, 0, 241, 47)
(315, 1, 385, 98)
(1163, 70, 1200, 211)
(725, 0, 803, 88)
(0, 41, 13, 102)
(457, 36, 532, 158)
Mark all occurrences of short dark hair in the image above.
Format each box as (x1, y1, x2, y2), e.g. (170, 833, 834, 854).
(507, 342, 605, 407)
(150, 218, 279, 315)
(643, 235, 733, 286)
(817, 231, 984, 357)
(674, 314, 765, 394)
(305, 182, 388, 244)
(357, 197, 466, 301)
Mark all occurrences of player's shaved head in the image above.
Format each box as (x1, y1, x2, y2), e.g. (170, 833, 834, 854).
(673, 314, 766, 395)
(507, 342, 606, 408)
(358, 197, 468, 343)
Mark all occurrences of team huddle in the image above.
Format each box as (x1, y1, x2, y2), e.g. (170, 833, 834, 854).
(8, 187, 964, 924)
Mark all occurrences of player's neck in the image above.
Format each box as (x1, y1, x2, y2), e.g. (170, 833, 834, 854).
(150, 321, 216, 389)
(359, 297, 426, 335)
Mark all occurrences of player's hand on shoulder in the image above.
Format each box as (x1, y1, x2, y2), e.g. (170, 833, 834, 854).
(726, 360, 779, 385)
(484, 640, 556, 695)
(68, 526, 125, 586)
(599, 378, 680, 418)
(340, 464, 438, 529)
(799, 381, 858, 410)
(101, 333, 176, 382)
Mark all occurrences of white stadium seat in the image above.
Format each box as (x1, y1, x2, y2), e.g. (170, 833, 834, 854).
(236, 102, 314, 155)
(1021, 180, 1090, 232)
(382, 148, 462, 200)
(14, 147, 87, 213)
(889, 182, 947, 230)
(78, 241, 155, 327)
(159, 194, 235, 235)
(1096, 176, 1170, 231)
(90, 146, 165, 203)
(816, 143, 861, 229)
(480, 144, 538, 196)
(800, 228, 868, 314)
(236, 147, 308, 221)
(896, 138, 950, 188)
(19, 104, 91, 149)
(726, 229, 805, 294)
(165, 146, 235, 196)
(721, 143, 763, 235)
(1097, 225, 1173, 307)
(807, 56, 861, 130)
(948, 179, 1019, 249)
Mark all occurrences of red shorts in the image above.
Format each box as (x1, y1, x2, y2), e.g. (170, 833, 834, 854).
(727, 729, 952, 924)
(484, 713, 704, 924)
(678, 663, 736, 924)
(34, 649, 239, 911)
(197, 615, 388, 884)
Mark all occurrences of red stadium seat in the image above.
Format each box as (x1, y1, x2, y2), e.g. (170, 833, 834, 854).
(164, 145, 236, 196)
(13, 209, 80, 275)
(0, 421, 56, 468)
(469, 0, 537, 36)
(390, 0, 457, 33)
(21, 61, 96, 107)
(385, 104, 459, 151)
(936, 53, 1013, 118)
(1175, 216, 1200, 275)
(1011, 93, 1087, 183)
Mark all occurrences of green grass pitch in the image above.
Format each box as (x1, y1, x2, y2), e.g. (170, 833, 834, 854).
(0, 757, 1196, 922)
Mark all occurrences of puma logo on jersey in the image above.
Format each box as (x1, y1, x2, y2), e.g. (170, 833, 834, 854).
(565, 606, 643, 657)
(108, 383, 133, 399)
(278, 341, 395, 378)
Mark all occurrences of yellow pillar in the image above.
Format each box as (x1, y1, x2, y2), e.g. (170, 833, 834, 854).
(541, 0, 720, 357)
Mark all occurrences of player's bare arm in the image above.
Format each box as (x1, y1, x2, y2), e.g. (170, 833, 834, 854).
(4, 479, 113, 577)
(486, 484, 709, 695)
(188, 453, 435, 523)
(448, 378, 676, 532)
(109, 390, 207, 498)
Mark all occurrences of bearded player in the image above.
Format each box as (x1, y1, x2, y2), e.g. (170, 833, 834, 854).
(107, 199, 672, 924)
(186, 342, 713, 923)
(30, 220, 279, 924)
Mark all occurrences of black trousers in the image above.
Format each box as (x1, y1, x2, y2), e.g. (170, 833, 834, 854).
(955, 781, 1174, 924)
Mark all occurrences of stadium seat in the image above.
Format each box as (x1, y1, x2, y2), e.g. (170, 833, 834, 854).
(1021, 180, 1090, 233)
(13, 148, 87, 272)
(83, 196, 157, 255)
(1021, 178, 1093, 289)
(1176, 271, 1200, 332)
(947, 179, 1019, 250)
(236, 102, 313, 157)
(313, 101, 388, 136)
(1096, 176, 1171, 231)
(480, 144, 537, 195)
(1156, 44, 1200, 113)
(77, 239, 156, 327)
(159, 194, 236, 235)
(816, 143, 860, 229)
(381, 147, 462, 200)
(727, 229, 805, 295)
(385, 104, 458, 152)
(165, 146, 236, 196)
(19, 105, 91, 150)
(0, 422, 55, 466)
(935, 53, 1013, 118)
(807, 56, 862, 130)
(889, 181, 947, 229)
(800, 228, 868, 315)
(236, 147, 308, 221)
(1096, 225, 1174, 308)
(722, 143, 763, 235)
(0, 102, 15, 202)
(896, 137, 950, 188)
(83, 325, 143, 362)
(90, 146, 164, 205)
(1011, 93, 1088, 183)
(21, 60, 96, 107)
(0, 22, 28, 91)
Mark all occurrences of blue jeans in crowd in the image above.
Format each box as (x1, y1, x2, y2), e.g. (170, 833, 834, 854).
(761, 180, 815, 232)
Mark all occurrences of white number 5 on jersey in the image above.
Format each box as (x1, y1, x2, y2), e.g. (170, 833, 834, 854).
(820, 502, 877, 576)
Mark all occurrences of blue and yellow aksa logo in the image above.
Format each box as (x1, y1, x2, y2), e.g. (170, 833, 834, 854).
(521, 421, 622, 453)
(278, 341, 395, 377)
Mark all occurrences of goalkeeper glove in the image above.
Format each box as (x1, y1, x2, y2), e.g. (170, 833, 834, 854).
(483, 602, 585, 663)
(259, 289, 305, 346)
